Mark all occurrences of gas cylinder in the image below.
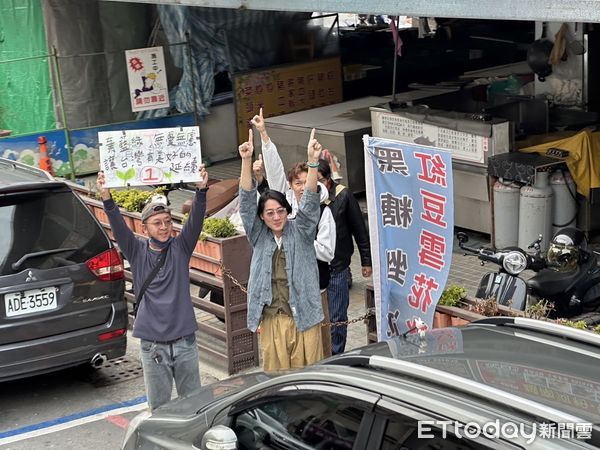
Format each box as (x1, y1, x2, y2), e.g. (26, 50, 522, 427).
(493, 180, 520, 248)
(550, 170, 577, 235)
(518, 171, 553, 252)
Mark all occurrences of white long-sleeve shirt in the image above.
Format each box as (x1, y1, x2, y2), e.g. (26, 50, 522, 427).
(261, 138, 336, 263)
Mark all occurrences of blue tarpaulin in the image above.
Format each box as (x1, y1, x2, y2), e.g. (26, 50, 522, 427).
(141, 6, 307, 119)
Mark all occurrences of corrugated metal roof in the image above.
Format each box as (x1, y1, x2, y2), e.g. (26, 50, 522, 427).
(102, 0, 600, 23)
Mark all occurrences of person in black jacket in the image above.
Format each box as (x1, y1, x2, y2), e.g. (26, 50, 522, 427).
(318, 159, 372, 354)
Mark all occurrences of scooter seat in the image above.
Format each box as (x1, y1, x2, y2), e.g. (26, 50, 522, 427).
(527, 264, 585, 298)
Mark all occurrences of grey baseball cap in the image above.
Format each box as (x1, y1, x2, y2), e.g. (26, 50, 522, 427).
(141, 202, 171, 223)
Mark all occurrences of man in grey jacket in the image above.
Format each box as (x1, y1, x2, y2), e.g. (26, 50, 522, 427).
(96, 167, 208, 410)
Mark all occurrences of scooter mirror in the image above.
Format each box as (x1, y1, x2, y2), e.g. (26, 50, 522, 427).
(528, 234, 543, 250)
(456, 232, 469, 243)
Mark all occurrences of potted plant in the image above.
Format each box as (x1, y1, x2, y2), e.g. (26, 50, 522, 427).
(81, 187, 166, 235)
(434, 285, 481, 327)
(434, 285, 527, 328)
(182, 216, 243, 277)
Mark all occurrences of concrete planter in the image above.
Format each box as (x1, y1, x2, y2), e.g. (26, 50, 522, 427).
(84, 197, 136, 233)
(79, 193, 251, 280)
(434, 296, 524, 329)
(189, 234, 251, 280)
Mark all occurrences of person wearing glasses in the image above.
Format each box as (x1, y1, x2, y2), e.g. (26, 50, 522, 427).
(251, 108, 336, 357)
(96, 166, 208, 411)
(238, 128, 324, 371)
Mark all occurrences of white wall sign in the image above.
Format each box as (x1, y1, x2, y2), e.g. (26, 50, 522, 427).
(98, 126, 202, 188)
(371, 110, 488, 164)
(125, 46, 170, 112)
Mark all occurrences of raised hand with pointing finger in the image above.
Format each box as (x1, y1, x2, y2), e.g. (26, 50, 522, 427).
(239, 129, 254, 191)
(238, 128, 254, 160)
(253, 154, 265, 184)
(305, 128, 322, 194)
(307, 128, 323, 163)
(250, 107, 269, 143)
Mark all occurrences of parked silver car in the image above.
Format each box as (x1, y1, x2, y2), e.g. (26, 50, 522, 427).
(0, 159, 127, 381)
(123, 317, 600, 449)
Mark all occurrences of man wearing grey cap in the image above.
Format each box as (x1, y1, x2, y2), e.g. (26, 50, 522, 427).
(96, 166, 208, 410)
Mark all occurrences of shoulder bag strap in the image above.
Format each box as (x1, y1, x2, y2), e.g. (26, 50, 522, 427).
(133, 247, 169, 317)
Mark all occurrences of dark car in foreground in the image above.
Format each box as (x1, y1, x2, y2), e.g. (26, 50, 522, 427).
(123, 317, 600, 449)
(0, 159, 127, 381)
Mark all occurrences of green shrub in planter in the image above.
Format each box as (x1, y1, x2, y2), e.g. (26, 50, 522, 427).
(438, 285, 466, 307)
(556, 319, 588, 330)
(201, 217, 238, 240)
(110, 187, 166, 213)
(182, 214, 238, 240)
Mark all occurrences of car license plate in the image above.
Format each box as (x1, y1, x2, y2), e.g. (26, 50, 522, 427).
(4, 287, 58, 318)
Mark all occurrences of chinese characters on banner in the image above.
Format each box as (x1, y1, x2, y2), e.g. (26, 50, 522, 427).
(232, 57, 343, 144)
(363, 136, 454, 340)
(125, 46, 170, 113)
(98, 126, 202, 188)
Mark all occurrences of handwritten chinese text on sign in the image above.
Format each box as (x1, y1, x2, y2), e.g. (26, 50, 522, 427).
(364, 135, 454, 341)
(98, 126, 202, 188)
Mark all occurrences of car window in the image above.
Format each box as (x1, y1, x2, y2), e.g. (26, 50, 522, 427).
(0, 189, 108, 275)
(231, 394, 370, 450)
(380, 415, 493, 450)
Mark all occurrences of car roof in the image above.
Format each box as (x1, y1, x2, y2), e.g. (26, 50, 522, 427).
(0, 157, 73, 195)
(323, 317, 600, 426)
(0, 157, 55, 188)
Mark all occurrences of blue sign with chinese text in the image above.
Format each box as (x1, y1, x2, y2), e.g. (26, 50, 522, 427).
(364, 136, 454, 341)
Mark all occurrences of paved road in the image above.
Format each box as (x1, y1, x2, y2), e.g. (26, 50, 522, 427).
(0, 336, 220, 450)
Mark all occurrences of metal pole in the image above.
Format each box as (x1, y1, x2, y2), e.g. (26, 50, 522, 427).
(0, 54, 50, 64)
(51, 47, 75, 179)
(391, 15, 399, 103)
(185, 31, 199, 125)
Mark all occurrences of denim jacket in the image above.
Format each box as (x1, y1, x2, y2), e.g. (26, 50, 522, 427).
(239, 183, 323, 332)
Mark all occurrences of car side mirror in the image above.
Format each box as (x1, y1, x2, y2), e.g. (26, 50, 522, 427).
(193, 425, 238, 450)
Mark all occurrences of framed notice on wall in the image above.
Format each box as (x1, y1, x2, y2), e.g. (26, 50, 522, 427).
(233, 57, 343, 144)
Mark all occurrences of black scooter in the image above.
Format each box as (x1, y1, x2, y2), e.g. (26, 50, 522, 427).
(457, 232, 600, 325)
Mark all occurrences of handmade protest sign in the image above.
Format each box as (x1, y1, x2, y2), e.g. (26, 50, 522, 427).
(98, 126, 202, 188)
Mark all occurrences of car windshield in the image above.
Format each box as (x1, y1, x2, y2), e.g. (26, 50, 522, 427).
(0, 189, 108, 275)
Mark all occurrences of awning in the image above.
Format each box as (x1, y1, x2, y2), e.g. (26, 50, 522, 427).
(102, 0, 600, 23)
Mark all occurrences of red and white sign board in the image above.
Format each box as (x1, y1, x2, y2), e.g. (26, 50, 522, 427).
(125, 46, 170, 113)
